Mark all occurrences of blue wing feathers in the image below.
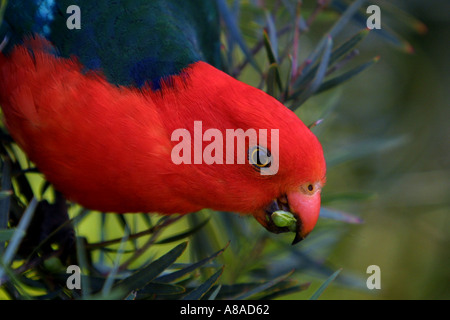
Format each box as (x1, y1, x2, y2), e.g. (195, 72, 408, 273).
(1, 0, 221, 87)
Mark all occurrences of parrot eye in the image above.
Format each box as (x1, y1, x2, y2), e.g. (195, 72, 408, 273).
(302, 183, 319, 195)
(249, 146, 271, 169)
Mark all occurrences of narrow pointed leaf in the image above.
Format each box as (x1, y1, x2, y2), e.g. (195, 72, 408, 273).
(101, 232, 129, 297)
(265, 10, 278, 61)
(216, 0, 261, 73)
(224, 0, 239, 69)
(0, 0, 7, 25)
(138, 282, 185, 296)
(329, 29, 370, 66)
(259, 282, 311, 300)
(155, 218, 210, 244)
(320, 207, 364, 224)
(0, 262, 32, 299)
(98, 213, 107, 265)
(114, 215, 133, 241)
(263, 30, 283, 93)
(263, 30, 277, 64)
(316, 56, 379, 94)
(284, 55, 293, 99)
(327, 0, 367, 38)
(290, 36, 333, 108)
(140, 213, 153, 229)
(76, 236, 92, 298)
(291, 29, 367, 92)
(233, 270, 294, 300)
(308, 119, 324, 130)
(0, 159, 12, 240)
(86, 217, 180, 249)
(331, 0, 414, 52)
(24, 211, 84, 264)
(207, 284, 222, 300)
(378, 0, 427, 34)
(266, 63, 281, 98)
(326, 135, 407, 168)
(210, 283, 260, 299)
(295, 0, 367, 85)
(156, 243, 228, 283)
(114, 242, 187, 294)
(124, 291, 137, 300)
(84, 288, 128, 300)
(182, 267, 224, 300)
(309, 268, 342, 300)
(0, 197, 37, 282)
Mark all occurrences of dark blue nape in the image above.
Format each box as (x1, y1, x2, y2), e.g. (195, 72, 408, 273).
(130, 58, 192, 90)
(1, 0, 221, 88)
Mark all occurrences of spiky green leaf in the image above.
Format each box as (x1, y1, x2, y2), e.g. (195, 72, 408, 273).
(309, 269, 342, 300)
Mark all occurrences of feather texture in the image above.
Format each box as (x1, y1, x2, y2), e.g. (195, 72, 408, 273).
(0, 36, 325, 215)
(0, 1, 326, 240)
(1, 0, 221, 87)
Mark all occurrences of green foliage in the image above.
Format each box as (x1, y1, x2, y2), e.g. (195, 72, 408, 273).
(0, 0, 7, 25)
(309, 268, 342, 300)
(0, 0, 422, 300)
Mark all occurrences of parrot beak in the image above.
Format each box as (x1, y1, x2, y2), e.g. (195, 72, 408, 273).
(256, 186, 322, 245)
(287, 190, 321, 244)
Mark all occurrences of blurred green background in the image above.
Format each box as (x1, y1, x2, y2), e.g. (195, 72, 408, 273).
(230, 0, 449, 300)
(305, 0, 450, 299)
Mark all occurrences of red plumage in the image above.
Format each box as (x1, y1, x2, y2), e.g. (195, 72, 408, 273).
(0, 36, 326, 242)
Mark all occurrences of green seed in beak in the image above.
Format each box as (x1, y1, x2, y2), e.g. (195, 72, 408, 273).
(271, 210, 297, 232)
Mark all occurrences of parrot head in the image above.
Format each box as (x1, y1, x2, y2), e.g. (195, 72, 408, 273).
(245, 107, 327, 245)
(0, 38, 326, 244)
(250, 130, 326, 245)
(167, 62, 327, 244)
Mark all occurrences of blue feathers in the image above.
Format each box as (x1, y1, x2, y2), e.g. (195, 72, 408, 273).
(2, 0, 221, 88)
(34, 0, 56, 37)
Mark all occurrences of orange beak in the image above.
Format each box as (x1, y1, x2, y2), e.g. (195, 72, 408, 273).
(286, 190, 321, 244)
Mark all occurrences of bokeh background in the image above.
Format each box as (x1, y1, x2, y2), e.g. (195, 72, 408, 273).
(303, 0, 450, 299)
(224, 0, 450, 300)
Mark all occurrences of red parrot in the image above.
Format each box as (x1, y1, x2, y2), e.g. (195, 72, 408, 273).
(0, 0, 326, 244)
